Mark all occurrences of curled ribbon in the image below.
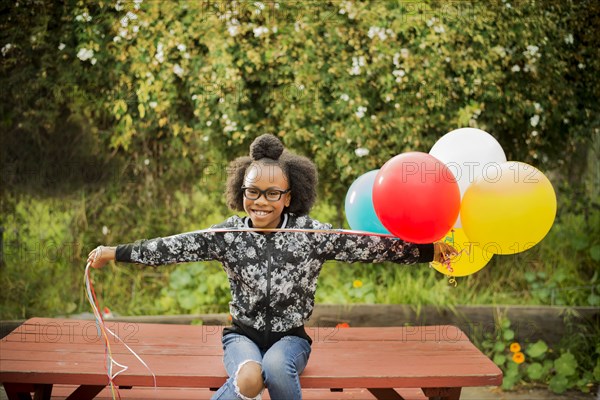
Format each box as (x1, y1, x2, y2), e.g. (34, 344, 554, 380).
(85, 262, 157, 399)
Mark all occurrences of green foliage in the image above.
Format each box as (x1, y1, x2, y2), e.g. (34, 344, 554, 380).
(480, 315, 598, 394)
(2, 1, 599, 204)
(156, 263, 230, 314)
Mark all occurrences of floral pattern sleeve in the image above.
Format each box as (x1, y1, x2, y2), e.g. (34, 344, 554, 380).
(114, 217, 240, 266)
(308, 220, 434, 264)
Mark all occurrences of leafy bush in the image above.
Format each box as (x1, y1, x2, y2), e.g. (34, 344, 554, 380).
(481, 315, 599, 393)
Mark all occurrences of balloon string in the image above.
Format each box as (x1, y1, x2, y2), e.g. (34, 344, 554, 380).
(441, 229, 460, 286)
(195, 227, 466, 285)
(201, 227, 400, 237)
(85, 262, 157, 398)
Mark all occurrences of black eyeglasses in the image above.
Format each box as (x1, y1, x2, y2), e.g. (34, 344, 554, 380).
(241, 187, 291, 201)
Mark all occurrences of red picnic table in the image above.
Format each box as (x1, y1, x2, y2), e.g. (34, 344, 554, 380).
(0, 318, 502, 400)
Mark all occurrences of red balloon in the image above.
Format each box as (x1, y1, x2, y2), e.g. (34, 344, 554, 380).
(373, 152, 461, 243)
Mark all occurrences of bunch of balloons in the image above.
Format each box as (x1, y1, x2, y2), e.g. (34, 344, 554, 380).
(345, 128, 557, 277)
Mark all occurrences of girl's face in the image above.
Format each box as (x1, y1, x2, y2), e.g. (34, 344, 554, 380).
(243, 163, 291, 229)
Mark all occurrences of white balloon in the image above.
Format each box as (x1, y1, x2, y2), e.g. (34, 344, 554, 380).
(430, 128, 506, 227)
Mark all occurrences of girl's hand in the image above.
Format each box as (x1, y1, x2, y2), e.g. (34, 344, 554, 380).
(433, 242, 458, 264)
(87, 246, 116, 269)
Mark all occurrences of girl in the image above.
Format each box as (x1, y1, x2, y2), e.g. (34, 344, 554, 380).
(88, 134, 456, 400)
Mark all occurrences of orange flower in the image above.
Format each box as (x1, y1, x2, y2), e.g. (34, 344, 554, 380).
(512, 352, 525, 364)
(510, 342, 521, 353)
(336, 322, 350, 328)
(353, 280, 363, 288)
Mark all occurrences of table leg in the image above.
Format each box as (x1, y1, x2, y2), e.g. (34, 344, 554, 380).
(422, 387, 461, 400)
(64, 385, 106, 400)
(3, 383, 34, 400)
(32, 384, 52, 400)
(367, 388, 406, 400)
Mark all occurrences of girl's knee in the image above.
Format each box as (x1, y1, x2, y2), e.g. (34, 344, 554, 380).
(235, 361, 264, 399)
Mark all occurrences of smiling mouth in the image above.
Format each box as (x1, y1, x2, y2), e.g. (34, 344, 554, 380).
(252, 210, 272, 217)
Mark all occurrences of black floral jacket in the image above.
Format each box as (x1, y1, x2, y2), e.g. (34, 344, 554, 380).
(115, 213, 433, 348)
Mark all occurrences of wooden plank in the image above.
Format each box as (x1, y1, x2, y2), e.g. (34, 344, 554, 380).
(1, 318, 501, 392)
(48, 385, 428, 400)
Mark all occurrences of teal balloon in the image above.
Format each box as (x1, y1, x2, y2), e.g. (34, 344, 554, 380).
(345, 170, 390, 234)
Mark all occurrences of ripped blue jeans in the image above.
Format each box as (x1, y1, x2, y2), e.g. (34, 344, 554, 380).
(211, 333, 311, 400)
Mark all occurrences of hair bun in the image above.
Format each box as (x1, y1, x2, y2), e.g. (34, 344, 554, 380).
(250, 134, 284, 161)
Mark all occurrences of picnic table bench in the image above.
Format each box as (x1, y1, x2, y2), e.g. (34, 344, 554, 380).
(1, 318, 502, 400)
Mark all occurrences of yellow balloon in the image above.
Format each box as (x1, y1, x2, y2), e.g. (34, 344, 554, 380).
(461, 161, 557, 255)
(431, 228, 493, 277)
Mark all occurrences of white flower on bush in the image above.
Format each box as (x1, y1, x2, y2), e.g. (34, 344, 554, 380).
(349, 56, 366, 76)
(2, 43, 13, 57)
(77, 47, 94, 62)
(75, 12, 92, 22)
(177, 43, 186, 52)
(253, 26, 269, 37)
(155, 42, 164, 63)
(228, 24, 240, 37)
(355, 148, 369, 157)
(254, 1, 265, 13)
(173, 64, 184, 77)
(524, 45, 540, 58)
(223, 116, 237, 133)
(338, 1, 356, 19)
(393, 52, 400, 68)
(368, 26, 393, 41)
(433, 25, 445, 34)
(530, 114, 540, 127)
(564, 33, 574, 45)
(58, 43, 66, 51)
(102, 226, 109, 235)
(149, 101, 157, 108)
(355, 106, 367, 119)
(340, 93, 350, 101)
(511, 64, 521, 72)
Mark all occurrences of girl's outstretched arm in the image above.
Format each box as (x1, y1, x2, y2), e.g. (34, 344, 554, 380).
(87, 229, 231, 268)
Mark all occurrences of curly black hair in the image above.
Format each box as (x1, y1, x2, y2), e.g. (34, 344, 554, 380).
(226, 134, 318, 215)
